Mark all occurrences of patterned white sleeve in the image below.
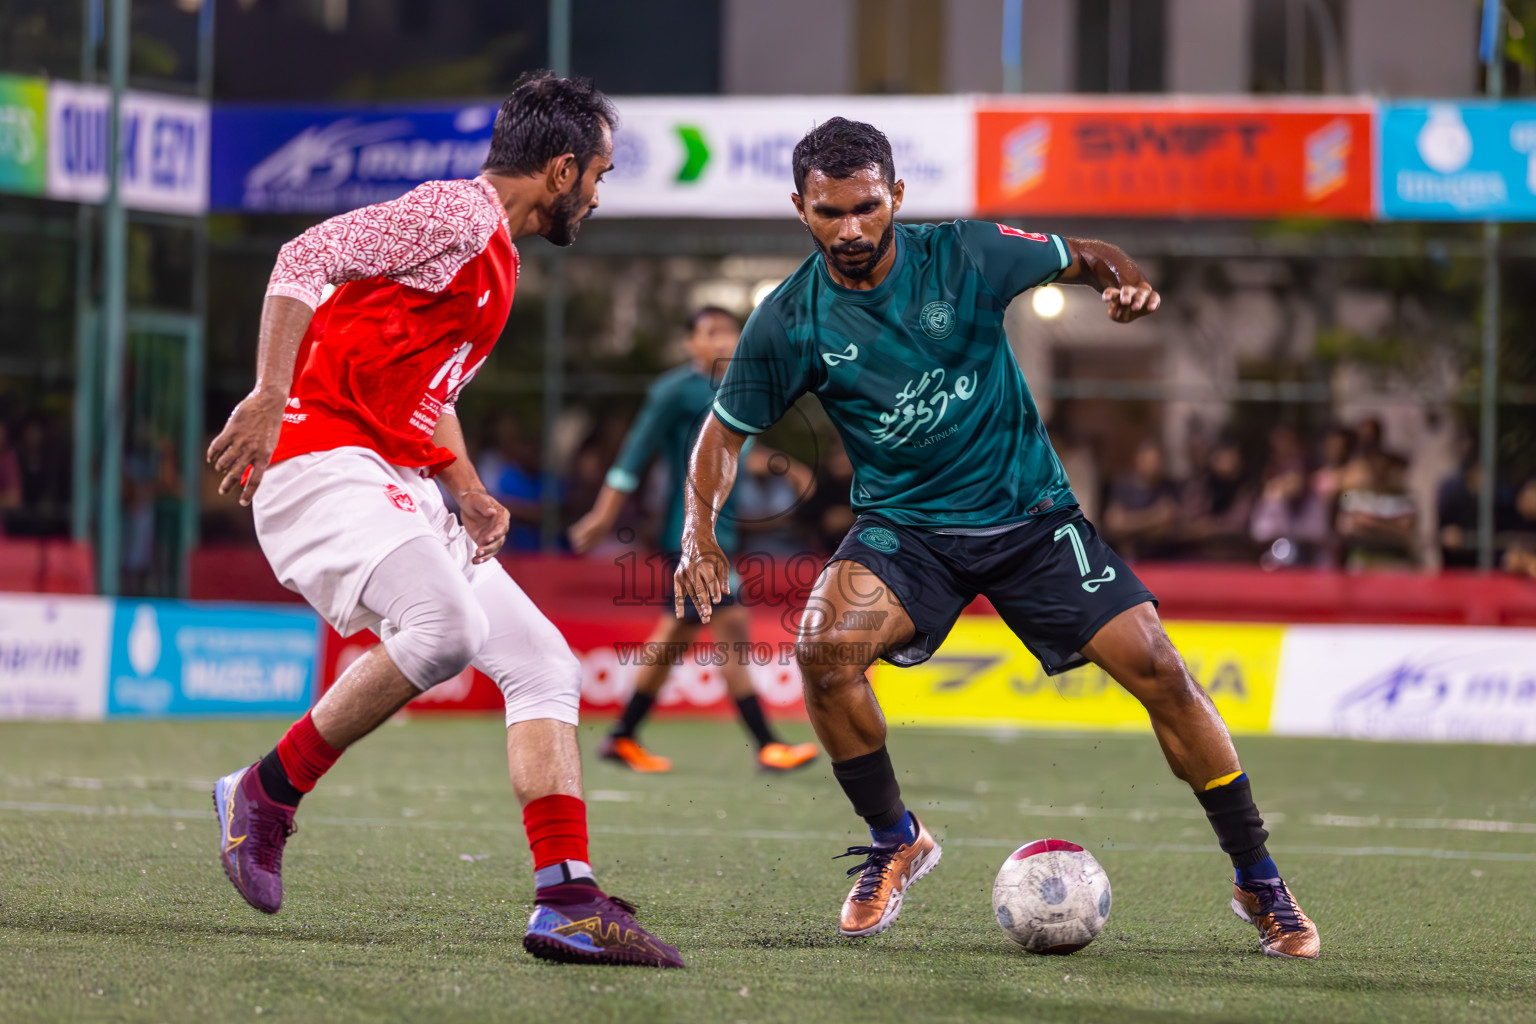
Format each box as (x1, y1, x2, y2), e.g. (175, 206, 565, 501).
(266, 178, 506, 309)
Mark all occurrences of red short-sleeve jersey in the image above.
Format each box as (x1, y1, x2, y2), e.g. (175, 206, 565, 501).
(265, 177, 518, 474)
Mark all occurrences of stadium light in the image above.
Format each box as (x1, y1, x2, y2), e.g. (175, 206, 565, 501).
(752, 279, 782, 307)
(1031, 284, 1065, 318)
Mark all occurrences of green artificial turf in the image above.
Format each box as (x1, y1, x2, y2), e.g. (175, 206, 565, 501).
(1, 717, 1533, 1023)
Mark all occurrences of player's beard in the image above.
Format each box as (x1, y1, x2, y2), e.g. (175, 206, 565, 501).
(544, 180, 590, 247)
(815, 220, 896, 282)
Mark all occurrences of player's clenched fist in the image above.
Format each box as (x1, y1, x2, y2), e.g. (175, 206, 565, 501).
(207, 391, 285, 506)
(457, 488, 510, 564)
(1101, 282, 1160, 323)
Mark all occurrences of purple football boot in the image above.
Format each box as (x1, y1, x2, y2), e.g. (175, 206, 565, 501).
(523, 883, 685, 967)
(212, 763, 296, 914)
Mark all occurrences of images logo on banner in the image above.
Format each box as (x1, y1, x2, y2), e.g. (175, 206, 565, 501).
(1380, 101, 1536, 220)
(108, 600, 320, 718)
(0, 595, 111, 720)
(46, 81, 209, 214)
(1272, 626, 1536, 743)
(975, 101, 1373, 219)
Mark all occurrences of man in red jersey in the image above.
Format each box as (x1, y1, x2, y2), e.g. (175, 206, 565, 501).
(205, 72, 683, 968)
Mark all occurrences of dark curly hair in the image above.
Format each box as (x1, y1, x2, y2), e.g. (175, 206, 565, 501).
(482, 70, 618, 179)
(791, 117, 895, 195)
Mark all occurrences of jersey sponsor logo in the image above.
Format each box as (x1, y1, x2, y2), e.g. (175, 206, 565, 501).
(383, 484, 418, 513)
(858, 526, 900, 553)
(822, 342, 859, 367)
(919, 300, 956, 340)
(871, 367, 978, 449)
(478, 289, 491, 307)
(996, 224, 1050, 243)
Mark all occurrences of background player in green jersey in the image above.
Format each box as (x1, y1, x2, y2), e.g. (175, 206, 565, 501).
(570, 306, 820, 774)
(676, 119, 1320, 959)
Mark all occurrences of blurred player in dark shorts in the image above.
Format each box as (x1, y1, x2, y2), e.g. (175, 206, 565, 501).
(570, 307, 819, 773)
(677, 118, 1319, 959)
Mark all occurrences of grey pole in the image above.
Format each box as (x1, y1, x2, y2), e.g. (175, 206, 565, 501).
(96, 0, 129, 595)
(72, 0, 101, 542)
(1002, 0, 1024, 93)
(180, 0, 215, 595)
(1477, 29, 1503, 571)
(539, 0, 572, 549)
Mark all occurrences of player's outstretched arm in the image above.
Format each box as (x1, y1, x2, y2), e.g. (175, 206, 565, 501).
(675, 415, 748, 624)
(568, 485, 626, 554)
(206, 294, 313, 505)
(1057, 238, 1161, 324)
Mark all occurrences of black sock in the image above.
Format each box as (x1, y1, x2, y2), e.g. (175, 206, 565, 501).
(256, 748, 304, 806)
(1194, 776, 1270, 869)
(733, 694, 778, 749)
(612, 691, 656, 739)
(831, 746, 906, 830)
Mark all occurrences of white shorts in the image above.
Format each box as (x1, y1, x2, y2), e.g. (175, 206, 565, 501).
(253, 446, 485, 636)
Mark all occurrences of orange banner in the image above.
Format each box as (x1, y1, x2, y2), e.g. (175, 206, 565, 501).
(976, 102, 1374, 220)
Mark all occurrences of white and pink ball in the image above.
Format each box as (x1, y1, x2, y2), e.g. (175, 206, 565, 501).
(992, 838, 1111, 954)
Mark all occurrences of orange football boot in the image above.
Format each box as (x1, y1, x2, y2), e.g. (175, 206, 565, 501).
(1231, 878, 1321, 959)
(757, 741, 819, 772)
(598, 735, 673, 773)
(835, 814, 942, 937)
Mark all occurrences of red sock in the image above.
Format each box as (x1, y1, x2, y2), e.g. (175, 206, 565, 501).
(523, 793, 590, 876)
(275, 712, 342, 793)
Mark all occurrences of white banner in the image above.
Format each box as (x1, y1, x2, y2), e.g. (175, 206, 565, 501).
(47, 81, 209, 214)
(0, 595, 111, 721)
(1272, 625, 1536, 744)
(600, 96, 975, 219)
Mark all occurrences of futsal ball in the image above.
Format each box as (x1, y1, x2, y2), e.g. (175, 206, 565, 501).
(992, 838, 1111, 954)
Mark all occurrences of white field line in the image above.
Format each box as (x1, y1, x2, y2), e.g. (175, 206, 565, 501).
(1, 800, 1532, 864)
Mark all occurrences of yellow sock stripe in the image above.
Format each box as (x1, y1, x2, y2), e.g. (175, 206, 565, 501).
(1204, 770, 1245, 791)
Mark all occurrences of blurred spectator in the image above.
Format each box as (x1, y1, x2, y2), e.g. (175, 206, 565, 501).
(1338, 415, 1385, 493)
(795, 432, 857, 554)
(0, 420, 22, 529)
(476, 412, 543, 550)
(1103, 439, 1180, 559)
(1337, 449, 1418, 569)
(1181, 435, 1257, 560)
(8, 416, 69, 536)
(1434, 461, 1513, 568)
(1250, 462, 1331, 568)
(1311, 425, 1354, 515)
(1504, 479, 1536, 578)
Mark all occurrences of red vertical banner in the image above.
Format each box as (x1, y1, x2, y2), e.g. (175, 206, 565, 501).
(975, 101, 1374, 220)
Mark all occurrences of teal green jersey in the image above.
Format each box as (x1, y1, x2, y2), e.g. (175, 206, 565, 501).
(606, 363, 741, 553)
(712, 220, 1075, 530)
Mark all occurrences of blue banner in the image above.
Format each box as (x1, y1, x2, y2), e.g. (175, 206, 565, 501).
(1379, 101, 1536, 220)
(107, 600, 320, 718)
(212, 102, 497, 213)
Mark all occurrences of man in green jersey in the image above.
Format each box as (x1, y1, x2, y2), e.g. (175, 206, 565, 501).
(570, 306, 820, 774)
(676, 119, 1319, 960)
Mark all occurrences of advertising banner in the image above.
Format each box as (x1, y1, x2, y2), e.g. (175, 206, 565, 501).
(46, 81, 210, 214)
(871, 618, 1283, 732)
(1272, 625, 1536, 743)
(0, 74, 48, 197)
(975, 100, 1374, 220)
(0, 595, 111, 720)
(599, 96, 974, 219)
(211, 101, 497, 213)
(107, 600, 320, 718)
(1379, 101, 1536, 220)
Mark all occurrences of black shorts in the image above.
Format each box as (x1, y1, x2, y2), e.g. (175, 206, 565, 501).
(828, 507, 1155, 674)
(662, 552, 740, 625)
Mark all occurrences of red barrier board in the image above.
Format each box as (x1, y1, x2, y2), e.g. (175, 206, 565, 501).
(976, 100, 1374, 220)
